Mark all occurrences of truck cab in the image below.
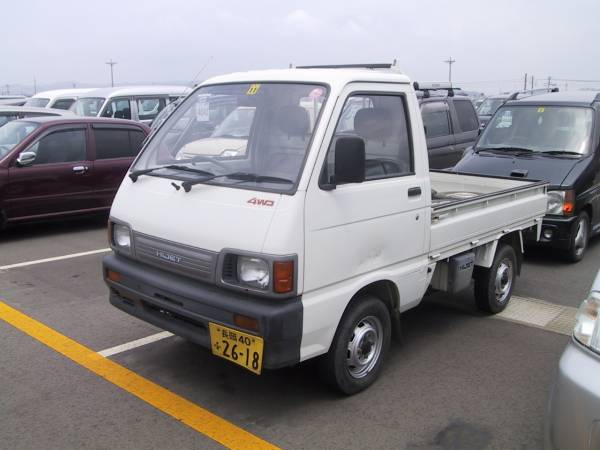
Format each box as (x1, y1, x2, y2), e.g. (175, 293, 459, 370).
(103, 65, 547, 394)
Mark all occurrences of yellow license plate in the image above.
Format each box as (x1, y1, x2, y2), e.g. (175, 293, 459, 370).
(209, 323, 264, 375)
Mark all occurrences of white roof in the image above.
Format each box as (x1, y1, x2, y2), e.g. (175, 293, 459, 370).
(77, 85, 191, 99)
(202, 68, 412, 91)
(30, 88, 99, 100)
(0, 105, 74, 115)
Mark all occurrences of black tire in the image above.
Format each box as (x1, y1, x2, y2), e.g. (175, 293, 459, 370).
(474, 244, 517, 314)
(318, 295, 391, 395)
(565, 211, 589, 263)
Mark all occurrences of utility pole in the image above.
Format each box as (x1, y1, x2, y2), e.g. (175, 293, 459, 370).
(547, 76, 551, 89)
(106, 59, 117, 87)
(523, 73, 528, 91)
(531, 75, 534, 90)
(4, 84, 9, 95)
(444, 57, 456, 85)
(33, 76, 37, 94)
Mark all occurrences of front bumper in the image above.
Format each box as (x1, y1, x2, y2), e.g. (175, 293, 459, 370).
(103, 253, 303, 369)
(524, 215, 577, 250)
(545, 339, 600, 450)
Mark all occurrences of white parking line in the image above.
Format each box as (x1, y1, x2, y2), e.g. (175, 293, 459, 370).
(494, 295, 578, 335)
(0, 248, 111, 271)
(98, 331, 174, 357)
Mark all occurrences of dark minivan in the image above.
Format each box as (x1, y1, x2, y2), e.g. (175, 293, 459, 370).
(0, 117, 149, 228)
(416, 82, 480, 169)
(454, 91, 600, 261)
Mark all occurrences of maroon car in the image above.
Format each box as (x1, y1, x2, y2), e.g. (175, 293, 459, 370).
(0, 117, 150, 228)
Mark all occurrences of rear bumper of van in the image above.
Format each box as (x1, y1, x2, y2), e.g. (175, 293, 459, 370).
(102, 253, 302, 369)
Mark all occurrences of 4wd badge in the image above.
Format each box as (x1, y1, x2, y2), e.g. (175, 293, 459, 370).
(247, 197, 275, 207)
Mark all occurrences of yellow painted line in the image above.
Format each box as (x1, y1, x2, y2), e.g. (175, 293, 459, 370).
(0, 301, 279, 450)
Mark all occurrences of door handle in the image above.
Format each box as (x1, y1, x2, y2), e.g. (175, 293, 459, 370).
(72, 165, 88, 174)
(408, 186, 422, 197)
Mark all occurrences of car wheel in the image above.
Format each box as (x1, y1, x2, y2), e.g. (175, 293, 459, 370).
(319, 295, 391, 395)
(565, 212, 589, 263)
(474, 244, 517, 314)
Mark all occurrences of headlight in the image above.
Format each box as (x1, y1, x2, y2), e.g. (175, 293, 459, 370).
(546, 190, 575, 216)
(112, 223, 132, 252)
(237, 256, 270, 290)
(573, 291, 600, 353)
(546, 191, 565, 215)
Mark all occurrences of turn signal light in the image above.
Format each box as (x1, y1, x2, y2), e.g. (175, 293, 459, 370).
(107, 270, 122, 283)
(273, 260, 294, 293)
(563, 190, 575, 215)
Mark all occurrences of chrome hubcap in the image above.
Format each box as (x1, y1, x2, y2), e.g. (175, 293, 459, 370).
(494, 259, 513, 304)
(573, 218, 588, 257)
(346, 316, 383, 379)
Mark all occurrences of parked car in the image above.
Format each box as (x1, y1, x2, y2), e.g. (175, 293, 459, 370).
(0, 106, 74, 127)
(102, 65, 548, 394)
(545, 268, 600, 450)
(0, 117, 149, 228)
(415, 82, 480, 169)
(454, 91, 600, 261)
(24, 88, 98, 110)
(70, 86, 190, 125)
(477, 87, 560, 128)
(0, 95, 28, 106)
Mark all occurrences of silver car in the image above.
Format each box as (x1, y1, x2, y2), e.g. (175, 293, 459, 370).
(546, 269, 600, 450)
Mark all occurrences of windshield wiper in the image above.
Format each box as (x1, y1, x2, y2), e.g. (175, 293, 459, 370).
(474, 146, 534, 156)
(129, 165, 215, 182)
(181, 172, 294, 192)
(538, 150, 582, 157)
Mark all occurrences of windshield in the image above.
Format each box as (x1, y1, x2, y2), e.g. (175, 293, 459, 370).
(0, 121, 39, 159)
(477, 98, 504, 116)
(24, 98, 50, 108)
(71, 97, 105, 116)
(476, 105, 594, 155)
(133, 82, 327, 193)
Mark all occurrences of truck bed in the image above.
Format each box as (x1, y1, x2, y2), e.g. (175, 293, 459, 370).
(429, 171, 548, 259)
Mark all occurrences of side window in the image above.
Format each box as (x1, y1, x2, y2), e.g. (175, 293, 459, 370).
(51, 98, 76, 110)
(421, 102, 451, 138)
(454, 100, 479, 132)
(136, 97, 167, 121)
(323, 93, 413, 184)
(102, 98, 132, 120)
(28, 129, 86, 164)
(94, 128, 144, 159)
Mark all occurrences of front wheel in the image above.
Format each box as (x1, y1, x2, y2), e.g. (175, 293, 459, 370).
(319, 295, 391, 395)
(474, 244, 517, 314)
(565, 212, 589, 263)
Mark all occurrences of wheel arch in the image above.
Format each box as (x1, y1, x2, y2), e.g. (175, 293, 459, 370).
(348, 280, 402, 341)
(499, 231, 523, 275)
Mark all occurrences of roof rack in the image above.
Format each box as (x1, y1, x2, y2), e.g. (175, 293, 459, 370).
(507, 87, 559, 101)
(296, 63, 395, 70)
(413, 81, 458, 98)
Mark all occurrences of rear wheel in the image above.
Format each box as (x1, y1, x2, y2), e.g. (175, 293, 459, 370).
(474, 244, 517, 314)
(319, 295, 391, 395)
(565, 212, 589, 263)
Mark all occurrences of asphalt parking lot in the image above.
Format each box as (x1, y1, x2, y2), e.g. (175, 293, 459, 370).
(1, 217, 599, 450)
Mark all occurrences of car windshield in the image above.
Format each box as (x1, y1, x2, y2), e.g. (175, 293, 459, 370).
(71, 97, 105, 116)
(133, 82, 327, 193)
(0, 121, 39, 159)
(477, 98, 505, 116)
(24, 98, 50, 108)
(476, 105, 594, 155)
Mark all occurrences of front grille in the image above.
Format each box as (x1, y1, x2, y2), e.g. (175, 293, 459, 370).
(133, 232, 218, 282)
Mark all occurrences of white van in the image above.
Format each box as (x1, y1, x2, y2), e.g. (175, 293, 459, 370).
(24, 88, 98, 110)
(70, 86, 190, 125)
(103, 66, 548, 394)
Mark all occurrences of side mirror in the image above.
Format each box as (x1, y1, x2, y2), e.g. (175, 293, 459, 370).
(16, 151, 36, 167)
(334, 136, 365, 186)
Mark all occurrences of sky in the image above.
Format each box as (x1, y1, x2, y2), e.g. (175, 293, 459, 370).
(3, 0, 600, 95)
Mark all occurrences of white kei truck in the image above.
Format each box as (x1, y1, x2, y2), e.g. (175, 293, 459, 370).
(103, 63, 548, 394)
